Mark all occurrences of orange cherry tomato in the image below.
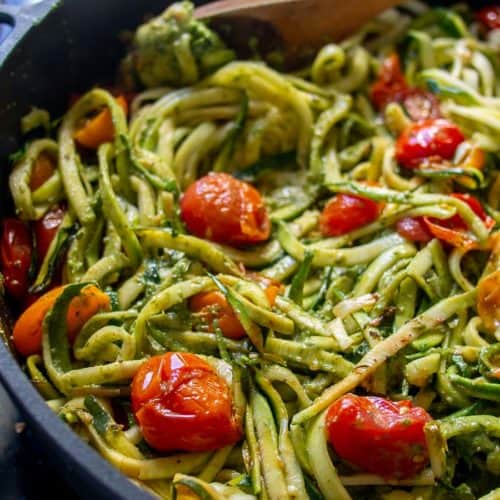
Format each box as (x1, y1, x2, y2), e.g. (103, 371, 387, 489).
(131, 352, 241, 452)
(477, 269, 500, 333)
(396, 216, 432, 243)
(248, 273, 284, 306)
(326, 394, 432, 479)
(320, 194, 383, 237)
(189, 275, 283, 340)
(12, 285, 110, 357)
(190, 291, 246, 340)
(423, 193, 495, 249)
(461, 146, 486, 170)
(180, 173, 270, 247)
(29, 152, 56, 191)
(477, 6, 500, 30)
(395, 119, 465, 169)
(74, 96, 128, 150)
(0, 218, 33, 300)
(34, 205, 65, 263)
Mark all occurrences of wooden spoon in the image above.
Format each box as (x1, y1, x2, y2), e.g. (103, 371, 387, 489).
(195, 0, 401, 66)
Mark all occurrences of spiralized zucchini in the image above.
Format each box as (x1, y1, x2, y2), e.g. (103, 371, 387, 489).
(6, 1, 500, 499)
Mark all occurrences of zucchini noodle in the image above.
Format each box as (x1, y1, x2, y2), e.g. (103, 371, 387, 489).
(5, 1, 500, 499)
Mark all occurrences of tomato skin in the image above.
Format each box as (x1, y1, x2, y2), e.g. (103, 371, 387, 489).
(248, 273, 284, 306)
(326, 394, 432, 479)
(131, 353, 241, 452)
(30, 153, 56, 191)
(180, 173, 270, 247)
(371, 53, 408, 110)
(74, 96, 128, 150)
(370, 54, 440, 121)
(190, 275, 283, 340)
(34, 206, 65, 263)
(320, 194, 382, 237)
(399, 88, 441, 122)
(190, 291, 246, 340)
(478, 269, 500, 332)
(423, 193, 495, 249)
(0, 218, 33, 300)
(396, 119, 465, 169)
(477, 6, 500, 30)
(396, 216, 432, 243)
(12, 285, 110, 357)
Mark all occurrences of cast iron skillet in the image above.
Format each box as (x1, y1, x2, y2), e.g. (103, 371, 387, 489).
(0, 1, 495, 499)
(0, 2, 187, 498)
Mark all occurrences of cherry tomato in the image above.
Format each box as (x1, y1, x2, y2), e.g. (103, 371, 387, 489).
(12, 285, 110, 357)
(399, 88, 441, 122)
(370, 54, 440, 120)
(396, 216, 432, 243)
(459, 145, 486, 170)
(180, 173, 270, 247)
(423, 193, 495, 249)
(395, 119, 465, 169)
(0, 218, 33, 300)
(131, 352, 241, 452)
(320, 194, 383, 237)
(371, 53, 408, 110)
(190, 275, 282, 340)
(30, 153, 56, 191)
(477, 269, 500, 333)
(326, 394, 432, 479)
(247, 273, 284, 306)
(190, 291, 246, 340)
(74, 96, 128, 150)
(477, 6, 500, 30)
(34, 206, 65, 263)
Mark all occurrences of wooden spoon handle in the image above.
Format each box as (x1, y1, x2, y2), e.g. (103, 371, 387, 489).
(196, 0, 400, 51)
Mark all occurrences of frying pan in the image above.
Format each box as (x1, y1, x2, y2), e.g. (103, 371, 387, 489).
(0, 1, 495, 499)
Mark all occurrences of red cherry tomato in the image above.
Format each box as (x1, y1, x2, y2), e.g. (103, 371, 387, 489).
(0, 218, 33, 300)
(34, 206, 65, 263)
(320, 194, 383, 237)
(131, 352, 241, 452)
(396, 119, 465, 169)
(370, 54, 440, 121)
(396, 216, 432, 243)
(326, 394, 432, 479)
(180, 173, 270, 247)
(371, 53, 408, 110)
(423, 193, 495, 249)
(190, 291, 246, 340)
(477, 6, 500, 30)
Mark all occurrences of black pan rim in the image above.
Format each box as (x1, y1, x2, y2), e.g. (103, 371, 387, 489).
(0, 1, 153, 496)
(0, 340, 153, 500)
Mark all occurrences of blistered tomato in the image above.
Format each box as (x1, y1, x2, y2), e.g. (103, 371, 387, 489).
(131, 352, 241, 452)
(180, 173, 270, 247)
(395, 119, 465, 169)
(326, 394, 432, 479)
